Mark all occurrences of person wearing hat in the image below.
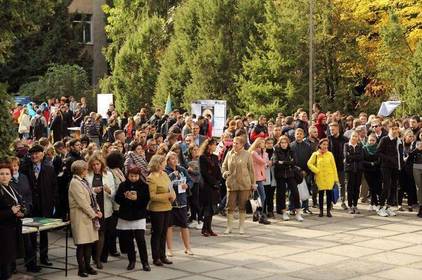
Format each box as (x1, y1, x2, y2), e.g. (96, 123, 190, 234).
(20, 144, 58, 267)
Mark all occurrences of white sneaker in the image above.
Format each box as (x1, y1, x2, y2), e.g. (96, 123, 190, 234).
(377, 207, 389, 217)
(188, 222, 196, 229)
(282, 212, 290, 221)
(385, 207, 397, 217)
(196, 221, 203, 230)
(295, 213, 304, 222)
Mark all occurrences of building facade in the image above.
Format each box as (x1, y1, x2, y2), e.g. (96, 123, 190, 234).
(68, 0, 107, 86)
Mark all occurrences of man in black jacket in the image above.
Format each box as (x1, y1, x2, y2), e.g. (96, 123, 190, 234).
(328, 122, 349, 210)
(20, 145, 58, 267)
(290, 128, 313, 213)
(376, 121, 404, 217)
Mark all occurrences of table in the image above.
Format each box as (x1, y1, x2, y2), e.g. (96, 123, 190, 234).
(22, 218, 71, 276)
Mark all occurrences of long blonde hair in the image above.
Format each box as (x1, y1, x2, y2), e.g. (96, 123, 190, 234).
(248, 137, 265, 153)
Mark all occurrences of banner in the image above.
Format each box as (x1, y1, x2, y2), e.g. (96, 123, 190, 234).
(191, 100, 227, 137)
(377, 100, 401, 117)
(97, 94, 113, 118)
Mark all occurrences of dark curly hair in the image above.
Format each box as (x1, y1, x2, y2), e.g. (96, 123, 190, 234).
(106, 151, 125, 169)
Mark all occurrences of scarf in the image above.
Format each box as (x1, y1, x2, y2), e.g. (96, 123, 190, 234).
(126, 151, 149, 182)
(364, 143, 377, 156)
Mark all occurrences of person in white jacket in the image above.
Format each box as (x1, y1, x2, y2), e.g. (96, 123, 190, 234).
(18, 108, 31, 139)
(86, 152, 116, 269)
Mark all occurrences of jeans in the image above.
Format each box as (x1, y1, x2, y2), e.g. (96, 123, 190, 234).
(256, 181, 266, 208)
(263, 185, 275, 214)
(346, 171, 362, 207)
(365, 171, 382, 206)
(398, 168, 417, 206)
(275, 177, 300, 211)
(120, 229, 148, 264)
(338, 170, 346, 203)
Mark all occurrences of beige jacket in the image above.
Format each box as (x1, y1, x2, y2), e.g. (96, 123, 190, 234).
(68, 176, 99, 245)
(222, 149, 256, 191)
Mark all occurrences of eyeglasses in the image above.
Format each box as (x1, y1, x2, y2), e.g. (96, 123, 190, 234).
(372, 125, 380, 128)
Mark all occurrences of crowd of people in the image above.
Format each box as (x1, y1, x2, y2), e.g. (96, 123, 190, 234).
(0, 96, 421, 279)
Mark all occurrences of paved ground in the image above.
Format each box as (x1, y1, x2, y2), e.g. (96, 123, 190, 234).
(13, 204, 422, 280)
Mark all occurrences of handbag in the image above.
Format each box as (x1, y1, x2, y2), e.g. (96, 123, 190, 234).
(297, 179, 310, 201)
(293, 166, 304, 185)
(248, 191, 262, 214)
(332, 183, 340, 204)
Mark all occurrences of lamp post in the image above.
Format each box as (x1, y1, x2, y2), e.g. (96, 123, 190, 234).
(309, 0, 314, 118)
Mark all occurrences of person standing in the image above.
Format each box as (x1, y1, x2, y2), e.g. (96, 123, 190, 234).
(328, 122, 348, 210)
(248, 138, 271, 224)
(165, 152, 194, 256)
(68, 160, 101, 277)
(147, 155, 175, 267)
(409, 141, 422, 217)
(198, 139, 223, 236)
(376, 121, 404, 217)
(362, 134, 382, 211)
(20, 145, 57, 267)
(86, 153, 116, 268)
(344, 131, 364, 214)
(0, 161, 25, 280)
(222, 136, 256, 234)
(115, 167, 150, 271)
(307, 138, 339, 217)
(272, 136, 303, 222)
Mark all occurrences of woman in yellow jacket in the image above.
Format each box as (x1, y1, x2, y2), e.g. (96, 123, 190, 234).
(307, 138, 339, 217)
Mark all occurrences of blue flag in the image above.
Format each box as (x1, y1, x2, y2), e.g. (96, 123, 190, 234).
(165, 94, 172, 114)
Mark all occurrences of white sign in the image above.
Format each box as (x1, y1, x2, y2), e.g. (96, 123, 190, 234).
(191, 100, 227, 137)
(97, 94, 114, 118)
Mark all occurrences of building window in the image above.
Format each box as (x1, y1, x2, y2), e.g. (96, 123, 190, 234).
(73, 14, 92, 44)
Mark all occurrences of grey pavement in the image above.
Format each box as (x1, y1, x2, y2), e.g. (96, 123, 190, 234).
(13, 204, 422, 280)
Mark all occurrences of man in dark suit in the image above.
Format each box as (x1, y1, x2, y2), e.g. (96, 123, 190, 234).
(192, 123, 207, 147)
(20, 145, 58, 267)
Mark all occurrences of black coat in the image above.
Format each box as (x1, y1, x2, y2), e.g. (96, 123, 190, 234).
(20, 161, 57, 217)
(199, 153, 222, 214)
(376, 136, 404, 170)
(362, 149, 381, 173)
(10, 173, 33, 216)
(50, 115, 68, 142)
(0, 184, 24, 264)
(343, 143, 364, 173)
(328, 135, 348, 171)
(115, 180, 150, 221)
(272, 146, 296, 180)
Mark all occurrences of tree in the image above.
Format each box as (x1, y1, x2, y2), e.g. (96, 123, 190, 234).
(404, 42, 422, 115)
(377, 11, 412, 101)
(19, 64, 90, 102)
(0, 0, 89, 93)
(0, 84, 17, 157)
(0, 0, 55, 64)
(110, 16, 167, 114)
(237, 0, 308, 116)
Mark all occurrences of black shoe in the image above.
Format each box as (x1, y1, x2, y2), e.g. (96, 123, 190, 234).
(95, 261, 103, 270)
(327, 209, 332, 218)
(127, 261, 135, 270)
(418, 207, 422, 218)
(160, 258, 173, 265)
(142, 263, 151, 271)
(319, 209, 324, 217)
(40, 259, 52, 266)
(78, 271, 89, 277)
(259, 217, 271, 225)
(267, 212, 274, 218)
(252, 212, 259, 222)
(86, 267, 97, 275)
(110, 252, 121, 257)
(153, 259, 163, 266)
(26, 266, 42, 273)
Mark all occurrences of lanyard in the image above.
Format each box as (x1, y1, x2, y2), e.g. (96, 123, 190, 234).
(1, 185, 18, 205)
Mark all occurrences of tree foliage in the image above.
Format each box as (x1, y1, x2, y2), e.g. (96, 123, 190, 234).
(404, 41, 422, 115)
(0, 0, 89, 93)
(0, 84, 17, 157)
(19, 64, 90, 102)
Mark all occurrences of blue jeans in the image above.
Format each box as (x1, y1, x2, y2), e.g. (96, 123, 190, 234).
(256, 181, 266, 208)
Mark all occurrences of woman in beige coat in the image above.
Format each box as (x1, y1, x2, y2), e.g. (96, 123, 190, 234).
(69, 160, 102, 278)
(222, 136, 256, 234)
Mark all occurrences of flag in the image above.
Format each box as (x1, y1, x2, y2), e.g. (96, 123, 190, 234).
(165, 94, 172, 114)
(377, 100, 401, 117)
